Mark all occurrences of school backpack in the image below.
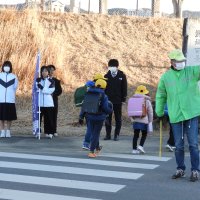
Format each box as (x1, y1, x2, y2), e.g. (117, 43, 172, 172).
(74, 85, 87, 107)
(82, 92, 103, 114)
(127, 97, 147, 117)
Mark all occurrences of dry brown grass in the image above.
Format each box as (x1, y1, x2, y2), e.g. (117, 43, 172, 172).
(0, 10, 182, 135)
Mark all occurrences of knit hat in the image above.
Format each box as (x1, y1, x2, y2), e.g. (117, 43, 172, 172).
(135, 85, 149, 95)
(95, 79, 107, 89)
(108, 59, 119, 67)
(93, 73, 107, 81)
(168, 49, 186, 61)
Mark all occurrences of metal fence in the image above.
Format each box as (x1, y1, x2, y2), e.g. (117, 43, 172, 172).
(76, 0, 169, 17)
(0, 0, 199, 18)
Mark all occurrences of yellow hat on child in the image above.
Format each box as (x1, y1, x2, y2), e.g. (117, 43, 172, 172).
(93, 73, 107, 81)
(135, 85, 149, 95)
(95, 79, 107, 89)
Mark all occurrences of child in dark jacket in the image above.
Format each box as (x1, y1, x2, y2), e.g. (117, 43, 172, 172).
(80, 74, 108, 150)
(80, 79, 113, 158)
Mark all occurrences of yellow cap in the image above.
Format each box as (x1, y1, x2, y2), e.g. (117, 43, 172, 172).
(95, 79, 107, 89)
(93, 73, 107, 81)
(135, 85, 149, 95)
(168, 49, 186, 61)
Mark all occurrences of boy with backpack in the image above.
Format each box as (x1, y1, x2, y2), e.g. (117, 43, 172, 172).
(79, 79, 113, 158)
(128, 85, 153, 154)
(76, 74, 108, 150)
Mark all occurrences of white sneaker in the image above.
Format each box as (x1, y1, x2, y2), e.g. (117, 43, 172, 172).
(5, 130, 11, 138)
(54, 133, 58, 137)
(137, 145, 145, 154)
(165, 144, 174, 152)
(0, 130, 6, 138)
(132, 149, 140, 154)
(47, 134, 53, 139)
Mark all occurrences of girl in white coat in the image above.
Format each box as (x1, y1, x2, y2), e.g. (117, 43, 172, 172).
(36, 66, 55, 139)
(0, 61, 18, 137)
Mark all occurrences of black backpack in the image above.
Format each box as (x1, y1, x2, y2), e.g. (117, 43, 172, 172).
(82, 92, 103, 114)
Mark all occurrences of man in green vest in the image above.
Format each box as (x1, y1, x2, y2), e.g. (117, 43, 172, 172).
(156, 49, 200, 182)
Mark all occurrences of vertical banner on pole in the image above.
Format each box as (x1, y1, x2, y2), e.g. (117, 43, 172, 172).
(32, 52, 40, 139)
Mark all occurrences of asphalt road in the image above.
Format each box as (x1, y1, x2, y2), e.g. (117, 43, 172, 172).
(0, 135, 199, 200)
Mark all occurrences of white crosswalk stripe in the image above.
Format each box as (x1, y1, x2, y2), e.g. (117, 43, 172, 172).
(0, 188, 102, 200)
(0, 152, 171, 200)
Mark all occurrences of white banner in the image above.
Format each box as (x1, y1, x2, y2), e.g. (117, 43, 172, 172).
(185, 19, 200, 66)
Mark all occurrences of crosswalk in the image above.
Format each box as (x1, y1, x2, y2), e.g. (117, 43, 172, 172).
(0, 152, 171, 200)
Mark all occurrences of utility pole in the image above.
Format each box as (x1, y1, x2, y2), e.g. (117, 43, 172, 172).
(136, 0, 139, 15)
(25, 0, 29, 8)
(99, 0, 107, 14)
(152, 0, 161, 17)
(88, 0, 90, 14)
(40, 0, 45, 11)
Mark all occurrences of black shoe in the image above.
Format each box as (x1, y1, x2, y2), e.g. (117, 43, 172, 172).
(113, 136, 119, 141)
(104, 136, 111, 140)
(190, 170, 199, 182)
(172, 169, 185, 179)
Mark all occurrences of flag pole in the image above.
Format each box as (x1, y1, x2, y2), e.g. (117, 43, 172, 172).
(38, 52, 41, 140)
(32, 51, 41, 140)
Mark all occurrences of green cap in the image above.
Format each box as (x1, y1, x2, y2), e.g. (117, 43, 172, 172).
(168, 49, 186, 61)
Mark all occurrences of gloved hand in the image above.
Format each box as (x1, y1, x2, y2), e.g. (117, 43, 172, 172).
(37, 83, 43, 90)
(158, 115, 165, 121)
(79, 118, 84, 125)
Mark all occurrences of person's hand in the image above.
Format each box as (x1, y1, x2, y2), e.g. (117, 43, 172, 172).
(37, 83, 43, 90)
(79, 118, 84, 125)
(158, 115, 165, 121)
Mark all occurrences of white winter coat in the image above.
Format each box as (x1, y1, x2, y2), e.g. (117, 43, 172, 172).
(37, 78, 55, 107)
(0, 72, 18, 103)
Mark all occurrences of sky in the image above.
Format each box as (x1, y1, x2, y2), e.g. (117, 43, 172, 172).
(0, 0, 200, 14)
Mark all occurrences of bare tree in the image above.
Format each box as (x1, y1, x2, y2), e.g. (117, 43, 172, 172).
(172, 0, 184, 18)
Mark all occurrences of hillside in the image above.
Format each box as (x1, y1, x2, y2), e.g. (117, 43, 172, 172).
(0, 10, 183, 135)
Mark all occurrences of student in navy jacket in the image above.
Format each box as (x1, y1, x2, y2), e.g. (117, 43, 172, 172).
(80, 79, 113, 158)
(0, 61, 18, 138)
(36, 66, 55, 139)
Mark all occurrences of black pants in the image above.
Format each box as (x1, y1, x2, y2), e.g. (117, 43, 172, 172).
(167, 122, 175, 146)
(40, 107, 54, 135)
(105, 103, 122, 138)
(52, 104, 58, 133)
(132, 129, 147, 149)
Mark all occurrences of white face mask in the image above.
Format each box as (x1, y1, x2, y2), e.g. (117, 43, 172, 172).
(108, 67, 118, 73)
(174, 62, 185, 70)
(3, 66, 10, 73)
